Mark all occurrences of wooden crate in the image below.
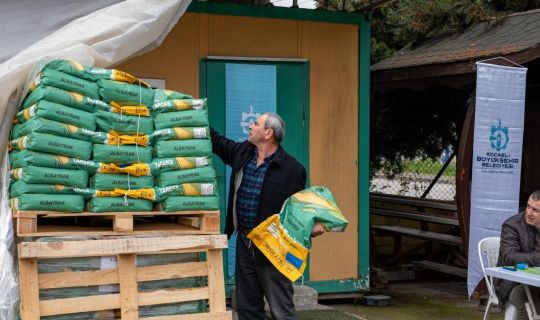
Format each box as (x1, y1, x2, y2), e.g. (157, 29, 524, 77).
(13, 210, 220, 237)
(18, 235, 232, 320)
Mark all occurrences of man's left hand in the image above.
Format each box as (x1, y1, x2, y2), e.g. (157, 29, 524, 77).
(311, 223, 325, 237)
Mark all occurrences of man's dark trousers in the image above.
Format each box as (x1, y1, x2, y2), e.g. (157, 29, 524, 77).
(235, 233, 296, 320)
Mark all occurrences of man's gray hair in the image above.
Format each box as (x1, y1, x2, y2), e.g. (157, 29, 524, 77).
(531, 190, 540, 201)
(264, 112, 285, 143)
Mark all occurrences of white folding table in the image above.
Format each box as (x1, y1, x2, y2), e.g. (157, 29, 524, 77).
(486, 267, 540, 320)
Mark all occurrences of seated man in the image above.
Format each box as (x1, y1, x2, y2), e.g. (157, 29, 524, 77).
(496, 190, 540, 316)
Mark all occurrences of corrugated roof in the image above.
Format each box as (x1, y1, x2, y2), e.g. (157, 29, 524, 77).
(372, 9, 540, 72)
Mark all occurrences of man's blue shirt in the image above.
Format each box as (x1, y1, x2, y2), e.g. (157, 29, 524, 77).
(236, 150, 275, 230)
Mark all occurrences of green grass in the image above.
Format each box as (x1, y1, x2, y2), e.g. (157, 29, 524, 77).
(402, 159, 456, 177)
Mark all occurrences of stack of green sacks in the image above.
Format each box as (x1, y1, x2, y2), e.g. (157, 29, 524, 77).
(150, 96, 220, 212)
(7, 61, 107, 212)
(90, 75, 155, 212)
(8, 59, 154, 213)
(9, 58, 220, 214)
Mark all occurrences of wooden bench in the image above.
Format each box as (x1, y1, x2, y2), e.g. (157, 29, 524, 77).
(370, 194, 466, 277)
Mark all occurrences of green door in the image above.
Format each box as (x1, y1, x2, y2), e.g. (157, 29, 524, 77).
(200, 59, 310, 288)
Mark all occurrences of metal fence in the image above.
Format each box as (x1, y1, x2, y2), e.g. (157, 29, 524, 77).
(370, 156, 456, 201)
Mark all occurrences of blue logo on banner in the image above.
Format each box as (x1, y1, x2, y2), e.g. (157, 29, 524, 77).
(490, 119, 509, 151)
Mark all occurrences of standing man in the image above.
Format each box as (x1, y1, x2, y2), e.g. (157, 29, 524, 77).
(211, 112, 323, 320)
(496, 190, 540, 315)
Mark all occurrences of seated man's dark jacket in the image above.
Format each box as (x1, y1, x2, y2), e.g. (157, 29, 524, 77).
(496, 212, 540, 305)
(210, 128, 307, 239)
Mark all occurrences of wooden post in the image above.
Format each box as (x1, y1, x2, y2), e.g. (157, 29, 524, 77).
(206, 249, 226, 313)
(114, 215, 134, 232)
(17, 217, 37, 235)
(19, 258, 40, 320)
(118, 254, 138, 319)
(201, 211, 220, 233)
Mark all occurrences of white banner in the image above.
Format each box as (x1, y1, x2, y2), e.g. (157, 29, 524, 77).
(467, 62, 527, 296)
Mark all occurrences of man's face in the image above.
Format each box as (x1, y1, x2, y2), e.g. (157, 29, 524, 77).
(525, 198, 540, 228)
(248, 114, 270, 144)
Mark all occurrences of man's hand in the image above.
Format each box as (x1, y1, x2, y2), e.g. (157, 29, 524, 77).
(311, 223, 325, 237)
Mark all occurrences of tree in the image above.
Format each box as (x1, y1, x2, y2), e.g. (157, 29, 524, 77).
(316, 0, 540, 63)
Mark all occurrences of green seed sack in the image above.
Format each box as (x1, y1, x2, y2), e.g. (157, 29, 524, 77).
(9, 181, 105, 200)
(156, 166, 216, 187)
(88, 197, 153, 212)
(10, 194, 85, 212)
(21, 85, 108, 112)
(44, 59, 146, 84)
(120, 182, 218, 202)
(153, 110, 208, 130)
(31, 69, 100, 99)
(151, 127, 209, 142)
(15, 100, 96, 131)
(92, 144, 152, 165)
(156, 182, 218, 200)
(159, 196, 219, 212)
(9, 150, 100, 174)
(149, 156, 212, 176)
(96, 110, 153, 135)
(153, 140, 212, 158)
(153, 89, 192, 102)
(90, 173, 154, 190)
(10, 180, 79, 198)
(10, 166, 88, 187)
(11, 117, 106, 143)
(97, 79, 154, 107)
(9, 133, 92, 160)
(151, 99, 206, 114)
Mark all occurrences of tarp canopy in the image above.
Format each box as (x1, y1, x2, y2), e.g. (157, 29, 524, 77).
(0, 1, 190, 318)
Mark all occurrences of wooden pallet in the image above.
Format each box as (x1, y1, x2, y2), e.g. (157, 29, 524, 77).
(13, 210, 220, 237)
(18, 235, 232, 320)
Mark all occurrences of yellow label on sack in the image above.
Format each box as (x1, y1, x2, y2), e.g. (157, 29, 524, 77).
(69, 92, 84, 103)
(11, 136, 29, 151)
(173, 128, 194, 139)
(247, 214, 309, 282)
(99, 163, 125, 174)
(110, 102, 150, 116)
(10, 198, 19, 210)
(53, 185, 66, 192)
(29, 79, 38, 92)
(23, 108, 33, 121)
(107, 133, 149, 146)
(100, 163, 151, 176)
(69, 60, 85, 71)
(176, 157, 196, 170)
(114, 188, 156, 201)
(11, 168, 24, 180)
(182, 184, 200, 196)
(292, 191, 339, 211)
(54, 155, 69, 166)
(95, 190, 122, 197)
(111, 70, 150, 87)
(64, 124, 78, 134)
(173, 100, 192, 111)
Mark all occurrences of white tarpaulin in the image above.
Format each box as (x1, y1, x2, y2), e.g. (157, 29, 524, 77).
(467, 62, 527, 297)
(0, 1, 190, 318)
